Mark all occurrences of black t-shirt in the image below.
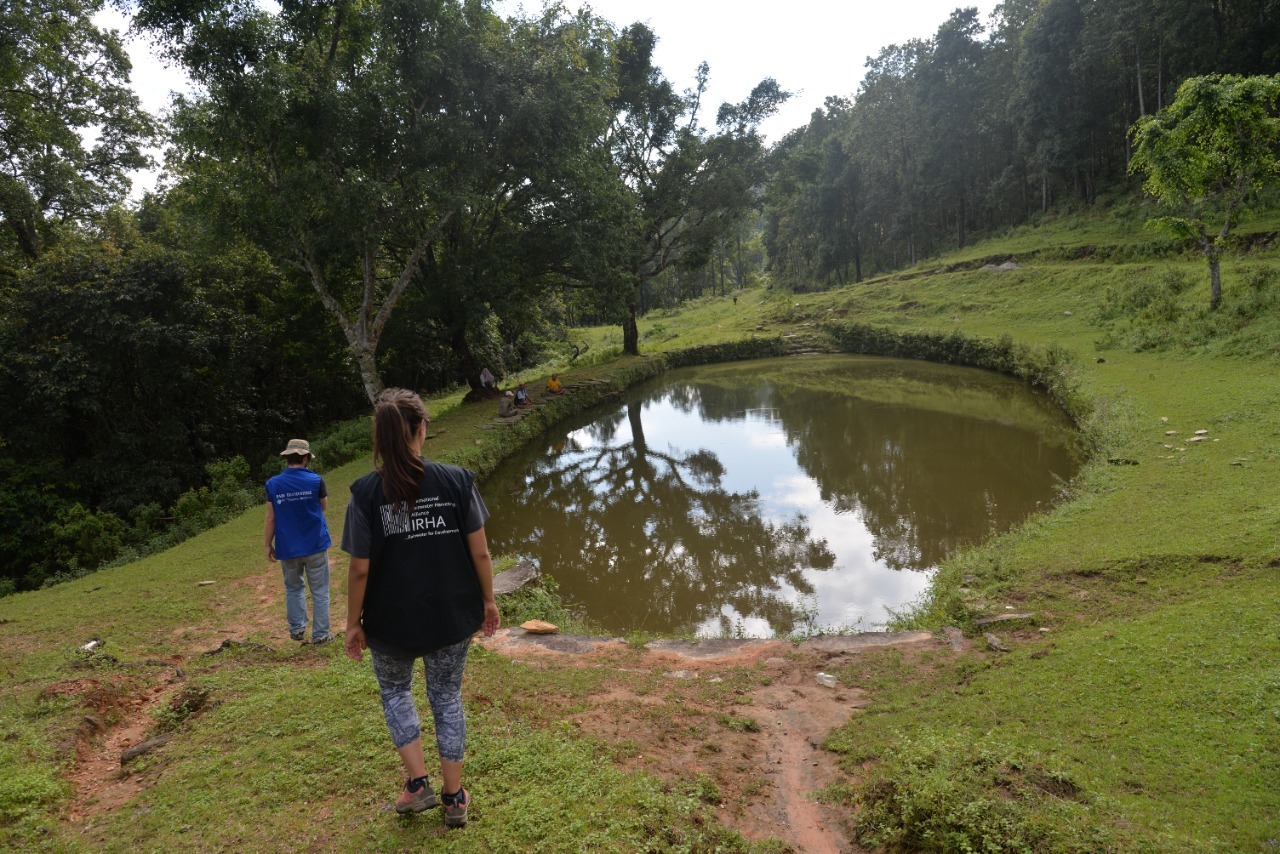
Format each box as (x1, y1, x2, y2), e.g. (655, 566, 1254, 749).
(342, 460, 490, 657)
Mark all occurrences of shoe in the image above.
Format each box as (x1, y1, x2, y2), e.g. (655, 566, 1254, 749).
(312, 634, 334, 646)
(289, 630, 306, 642)
(442, 788, 469, 828)
(395, 779, 439, 814)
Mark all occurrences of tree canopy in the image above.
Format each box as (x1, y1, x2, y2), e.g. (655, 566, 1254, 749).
(762, 0, 1280, 286)
(0, 0, 154, 260)
(1129, 73, 1280, 309)
(601, 23, 787, 354)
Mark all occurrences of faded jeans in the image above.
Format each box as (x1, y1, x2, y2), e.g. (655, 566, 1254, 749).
(280, 550, 330, 639)
(371, 638, 471, 762)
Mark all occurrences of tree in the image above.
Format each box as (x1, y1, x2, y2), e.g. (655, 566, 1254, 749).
(390, 9, 622, 393)
(141, 0, 608, 401)
(0, 0, 153, 260)
(762, 98, 863, 289)
(1129, 74, 1280, 310)
(1011, 0, 1091, 211)
(603, 24, 786, 354)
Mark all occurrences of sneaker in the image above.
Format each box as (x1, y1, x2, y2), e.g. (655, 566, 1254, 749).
(395, 778, 439, 814)
(442, 788, 469, 828)
(289, 630, 306, 642)
(312, 634, 334, 646)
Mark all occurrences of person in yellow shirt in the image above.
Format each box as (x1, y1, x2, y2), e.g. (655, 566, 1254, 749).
(546, 374, 565, 395)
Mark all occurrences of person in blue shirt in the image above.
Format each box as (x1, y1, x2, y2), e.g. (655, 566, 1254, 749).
(264, 439, 333, 644)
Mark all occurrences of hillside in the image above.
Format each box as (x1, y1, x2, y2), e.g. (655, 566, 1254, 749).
(2, 208, 1279, 851)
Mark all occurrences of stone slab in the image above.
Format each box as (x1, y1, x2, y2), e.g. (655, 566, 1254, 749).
(798, 631, 935, 654)
(644, 638, 783, 659)
(493, 561, 539, 596)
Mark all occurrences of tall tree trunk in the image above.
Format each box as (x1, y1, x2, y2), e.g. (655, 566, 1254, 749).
(1209, 257, 1222, 311)
(451, 323, 482, 391)
(298, 214, 451, 405)
(623, 302, 640, 355)
(1157, 36, 1164, 110)
(1135, 42, 1146, 117)
(853, 232, 862, 283)
(627, 399, 647, 455)
(352, 342, 384, 403)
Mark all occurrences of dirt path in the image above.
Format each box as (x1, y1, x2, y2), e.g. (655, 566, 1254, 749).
(62, 566, 292, 823)
(480, 631, 943, 852)
(56, 565, 940, 852)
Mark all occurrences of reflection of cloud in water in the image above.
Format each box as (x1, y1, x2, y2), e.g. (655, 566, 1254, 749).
(695, 472, 933, 635)
(746, 426, 788, 450)
(697, 608, 773, 639)
(699, 566, 933, 637)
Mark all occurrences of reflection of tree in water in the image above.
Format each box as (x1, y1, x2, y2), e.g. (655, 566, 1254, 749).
(488, 398, 835, 636)
(677, 373, 1074, 571)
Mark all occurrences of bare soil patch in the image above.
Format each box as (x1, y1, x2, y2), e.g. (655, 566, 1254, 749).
(479, 630, 948, 853)
(60, 570, 303, 825)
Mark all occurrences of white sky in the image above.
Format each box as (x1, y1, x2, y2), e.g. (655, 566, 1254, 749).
(98, 0, 1000, 196)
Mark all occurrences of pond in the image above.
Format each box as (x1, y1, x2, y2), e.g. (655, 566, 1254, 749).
(482, 355, 1080, 638)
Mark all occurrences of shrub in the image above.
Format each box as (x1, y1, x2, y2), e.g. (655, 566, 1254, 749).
(820, 322, 1088, 421)
(307, 416, 373, 472)
(497, 575, 597, 636)
(49, 503, 126, 575)
(1095, 264, 1280, 356)
(852, 730, 1119, 853)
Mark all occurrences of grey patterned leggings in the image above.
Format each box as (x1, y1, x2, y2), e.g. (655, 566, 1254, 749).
(370, 637, 470, 762)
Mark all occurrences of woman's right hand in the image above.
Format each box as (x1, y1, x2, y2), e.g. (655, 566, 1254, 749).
(481, 599, 501, 637)
(344, 624, 367, 661)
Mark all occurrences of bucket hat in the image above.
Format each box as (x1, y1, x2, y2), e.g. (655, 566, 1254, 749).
(280, 438, 314, 458)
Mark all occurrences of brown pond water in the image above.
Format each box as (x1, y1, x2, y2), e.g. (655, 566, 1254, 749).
(483, 355, 1080, 638)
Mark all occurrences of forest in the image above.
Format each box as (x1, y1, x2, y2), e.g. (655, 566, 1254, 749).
(2, 0, 1278, 591)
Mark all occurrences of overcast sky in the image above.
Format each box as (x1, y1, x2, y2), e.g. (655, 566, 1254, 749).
(99, 0, 1000, 195)
(501, 1, 1001, 142)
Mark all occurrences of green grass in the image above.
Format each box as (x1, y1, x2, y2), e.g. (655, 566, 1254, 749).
(4, 202, 1280, 850)
(64, 647, 755, 852)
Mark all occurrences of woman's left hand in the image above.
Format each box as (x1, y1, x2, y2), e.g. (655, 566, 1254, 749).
(482, 599, 501, 637)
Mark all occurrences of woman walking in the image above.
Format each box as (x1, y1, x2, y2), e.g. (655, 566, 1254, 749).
(341, 388, 500, 828)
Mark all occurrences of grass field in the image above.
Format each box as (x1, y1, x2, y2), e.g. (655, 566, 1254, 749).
(2, 206, 1278, 851)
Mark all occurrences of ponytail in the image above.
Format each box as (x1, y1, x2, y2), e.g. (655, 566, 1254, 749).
(373, 388, 427, 506)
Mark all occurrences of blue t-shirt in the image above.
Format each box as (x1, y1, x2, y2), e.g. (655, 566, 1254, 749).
(265, 466, 331, 560)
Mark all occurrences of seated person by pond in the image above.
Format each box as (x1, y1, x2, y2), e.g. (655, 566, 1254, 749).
(497, 391, 517, 417)
(513, 382, 532, 407)
(546, 374, 564, 395)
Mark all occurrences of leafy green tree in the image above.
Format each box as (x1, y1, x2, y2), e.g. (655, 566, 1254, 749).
(1129, 74, 1280, 310)
(763, 98, 864, 289)
(143, 0, 544, 400)
(1011, 0, 1091, 211)
(0, 214, 361, 585)
(388, 9, 623, 392)
(0, 0, 153, 260)
(917, 8, 991, 249)
(847, 39, 931, 270)
(603, 24, 786, 354)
